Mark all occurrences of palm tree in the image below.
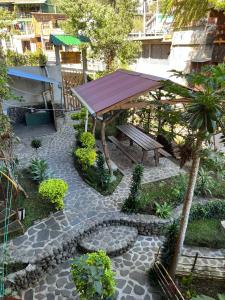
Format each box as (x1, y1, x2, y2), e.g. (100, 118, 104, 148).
(164, 64, 225, 278)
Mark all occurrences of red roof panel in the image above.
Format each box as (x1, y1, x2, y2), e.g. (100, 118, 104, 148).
(72, 69, 165, 115)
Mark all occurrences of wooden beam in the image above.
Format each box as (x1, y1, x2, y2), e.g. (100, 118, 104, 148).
(111, 101, 153, 110)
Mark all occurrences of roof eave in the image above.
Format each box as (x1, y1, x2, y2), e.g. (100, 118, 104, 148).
(71, 88, 96, 115)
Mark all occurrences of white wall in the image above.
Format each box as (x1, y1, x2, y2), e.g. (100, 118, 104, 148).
(6, 65, 62, 108)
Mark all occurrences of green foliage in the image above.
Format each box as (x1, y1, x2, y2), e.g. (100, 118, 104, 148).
(31, 139, 42, 149)
(5, 49, 47, 66)
(180, 274, 197, 299)
(71, 250, 116, 300)
(29, 158, 48, 183)
(155, 202, 172, 219)
(59, 0, 141, 70)
(96, 153, 110, 191)
(75, 148, 97, 170)
(185, 219, 225, 249)
(80, 132, 96, 148)
(162, 0, 225, 28)
(189, 200, 225, 221)
(201, 149, 225, 179)
(122, 164, 144, 213)
(39, 179, 68, 210)
(138, 175, 187, 215)
(71, 107, 89, 139)
(160, 221, 179, 270)
(191, 294, 225, 300)
(195, 168, 214, 196)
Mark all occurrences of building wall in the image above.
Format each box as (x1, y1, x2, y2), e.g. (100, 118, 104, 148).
(6, 65, 62, 109)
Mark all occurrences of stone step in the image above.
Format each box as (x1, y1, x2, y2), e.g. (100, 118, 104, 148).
(78, 225, 138, 257)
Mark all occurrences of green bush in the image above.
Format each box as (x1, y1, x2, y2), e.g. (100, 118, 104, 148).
(75, 148, 97, 170)
(195, 168, 214, 196)
(71, 107, 91, 140)
(31, 139, 42, 149)
(189, 200, 225, 221)
(80, 132, 95, 148)
(5, 49, 47, 66)
(155, 202, 172, 219)
(39, 179, 68, 210)
(122, 164, 144, 213)
(29, 158, 48, 183)
(71, 250, 116, 300)
(160, 221, 179, 270)
(96, 153, 110, 191)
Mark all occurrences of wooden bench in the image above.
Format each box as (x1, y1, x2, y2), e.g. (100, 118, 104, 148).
(108, 136, 138, 164)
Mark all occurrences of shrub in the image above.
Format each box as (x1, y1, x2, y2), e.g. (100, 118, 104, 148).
(39, 179, 68, 210)
(75, 148, 97, 170)
(80, 132, 95, 148)
(191, 294, 225, 300)
(160, 221, 179, 270)
(189, 200, 225, 221)
(31, 139, 42, 149)
(96, 153, 110, 191)
(29, 158, 48, 183)
(195, 168, 214, 196)
(122, 164, 144, 213)
(155, 202, 172, 219)
(71, 250, 116, 300)
(71, 107, 91, 139)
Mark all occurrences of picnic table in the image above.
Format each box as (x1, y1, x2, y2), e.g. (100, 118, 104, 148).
(116, 124, 164, 166)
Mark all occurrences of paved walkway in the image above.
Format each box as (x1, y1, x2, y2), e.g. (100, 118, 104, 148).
(3, 117, 223, 299)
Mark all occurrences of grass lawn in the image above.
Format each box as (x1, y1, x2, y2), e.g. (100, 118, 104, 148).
(185, 219, 225, 249)
(137, 175, 186, 215)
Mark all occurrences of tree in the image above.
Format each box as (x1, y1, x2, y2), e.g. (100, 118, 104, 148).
(59, 0, 141, 71)
(163, 64, 225, 278)
(161, 0, 225, 28)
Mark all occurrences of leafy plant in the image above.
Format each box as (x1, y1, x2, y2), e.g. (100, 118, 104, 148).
(39, 179, 68, 210)
(160, 221, 179, 270)
(195, 168, 214, 196)
(80, 132, 95, 148)
(155, 202, 172, 219)
(75, 148, 97, 171)
(31, 139, 42, 149)
(96, 153, 110, 191)
(122, 164, 144, 213)
(71, 250, 116, 300)
(191, 294, 225, 300)
(29, 158, 48, 183)
(201, 149, 225, 180)
(71, 107, 90, 140)
(189, 200, 225, 222)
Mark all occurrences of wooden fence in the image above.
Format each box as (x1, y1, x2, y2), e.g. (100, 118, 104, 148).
(61, 69, 84, 111)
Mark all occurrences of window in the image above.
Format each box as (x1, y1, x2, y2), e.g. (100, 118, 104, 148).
(45, 41, 53, 51)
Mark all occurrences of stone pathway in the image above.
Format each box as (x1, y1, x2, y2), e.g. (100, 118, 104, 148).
(1, 116, 199, 299)
(23, 236, 163, 300)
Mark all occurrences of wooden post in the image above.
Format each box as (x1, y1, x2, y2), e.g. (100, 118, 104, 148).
(55, 45, 61, 66)
(101, 120, 113, 177)
(191, 252, 199, 272)
(92, 116, 97, 136)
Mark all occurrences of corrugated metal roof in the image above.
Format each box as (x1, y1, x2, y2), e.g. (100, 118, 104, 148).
(50, 34, 89, 46)
(8, 68, 59, 84)
(72, 69, 164, 115)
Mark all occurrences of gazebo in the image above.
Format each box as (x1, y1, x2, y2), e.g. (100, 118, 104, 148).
(71, 69, 188, 174)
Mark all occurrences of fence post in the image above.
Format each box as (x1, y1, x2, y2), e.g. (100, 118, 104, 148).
(191, 252, 199, 272)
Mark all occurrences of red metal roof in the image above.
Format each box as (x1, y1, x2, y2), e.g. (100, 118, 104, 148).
(72, 69, 165, 115)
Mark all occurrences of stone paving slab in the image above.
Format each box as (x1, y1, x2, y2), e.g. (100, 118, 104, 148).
(78, 225, 138, 256)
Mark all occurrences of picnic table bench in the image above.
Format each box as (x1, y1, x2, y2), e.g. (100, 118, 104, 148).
(115, 124, 164, 166)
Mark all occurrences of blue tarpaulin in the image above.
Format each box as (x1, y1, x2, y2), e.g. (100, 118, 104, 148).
(7, 68, 59, 85)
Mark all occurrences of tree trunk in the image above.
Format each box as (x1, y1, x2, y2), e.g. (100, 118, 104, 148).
(169, 138, 202, 278)
(92, 117, 97, 136)
(100, 120, 113, 177)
